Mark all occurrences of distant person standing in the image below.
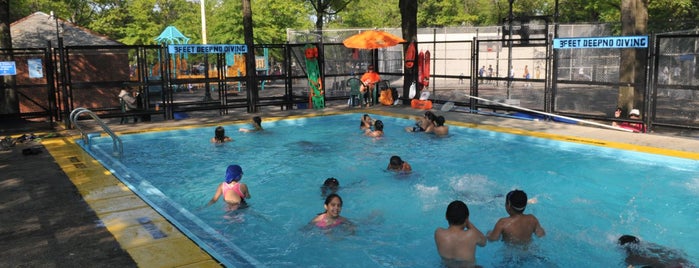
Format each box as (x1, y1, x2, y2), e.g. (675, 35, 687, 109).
(487, 189, 545, 244)
(434, 200, 487, 268)
(535, 65, 541, 79)
(478, 66, 486, 84)
(522, 65, 531, 87)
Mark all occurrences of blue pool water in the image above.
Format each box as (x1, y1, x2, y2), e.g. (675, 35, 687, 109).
(82, 113, 699, 267)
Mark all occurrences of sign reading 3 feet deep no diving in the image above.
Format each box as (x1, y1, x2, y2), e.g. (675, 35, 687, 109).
(553, 36, 648, 49)
(168, 44, 247, 54)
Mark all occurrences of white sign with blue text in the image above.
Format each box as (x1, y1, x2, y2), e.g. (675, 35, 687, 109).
(0, 61, 17, 76)
(553, 36, 648, 49)
(168, 44, 247, 54)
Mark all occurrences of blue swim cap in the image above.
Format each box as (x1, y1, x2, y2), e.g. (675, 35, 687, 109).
(225, 165, 243, 183)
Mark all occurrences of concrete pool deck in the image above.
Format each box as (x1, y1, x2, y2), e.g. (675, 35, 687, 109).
(2, 103, 698, 267)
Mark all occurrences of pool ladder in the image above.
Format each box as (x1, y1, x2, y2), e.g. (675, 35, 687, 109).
(70, 108, 123, 157)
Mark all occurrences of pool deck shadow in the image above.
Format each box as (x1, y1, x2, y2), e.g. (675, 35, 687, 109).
(1, 101, 698, 267)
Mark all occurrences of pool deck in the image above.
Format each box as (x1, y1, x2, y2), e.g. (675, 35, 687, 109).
(2, 102, 698, 267)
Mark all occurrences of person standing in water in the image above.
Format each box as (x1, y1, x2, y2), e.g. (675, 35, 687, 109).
(207, 165, 251, 210)
(211, 126, 233, 143)
(434, 200, 487, 268)
(487, 189, 545, 244)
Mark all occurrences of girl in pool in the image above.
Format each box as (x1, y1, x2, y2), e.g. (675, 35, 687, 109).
(239, 116, 264, 132)
(364, 120, 384, 137)
(207, 165, 251, 211)
(211, 126, 233, 143)
(359, 114, 373, 130)
(310, 193, 354, 232)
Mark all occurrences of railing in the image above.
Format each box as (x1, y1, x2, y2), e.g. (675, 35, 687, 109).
(70, 107, 123, 157)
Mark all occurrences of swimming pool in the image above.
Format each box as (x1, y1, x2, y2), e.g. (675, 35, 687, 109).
(81, 113, 699, 267)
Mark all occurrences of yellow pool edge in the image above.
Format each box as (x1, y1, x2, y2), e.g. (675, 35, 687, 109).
(39, 110, 699, 267)
(42, 136, 222, 268)
(372, 110, 699, 160)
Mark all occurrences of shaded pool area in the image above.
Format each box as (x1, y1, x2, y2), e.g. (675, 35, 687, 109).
(77, 113, 699, 267)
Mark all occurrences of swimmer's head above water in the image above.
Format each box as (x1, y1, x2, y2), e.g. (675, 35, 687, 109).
(506, 189, 527, 213)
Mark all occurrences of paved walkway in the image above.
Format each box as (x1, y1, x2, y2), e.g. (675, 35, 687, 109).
(1, 102, 698, 267)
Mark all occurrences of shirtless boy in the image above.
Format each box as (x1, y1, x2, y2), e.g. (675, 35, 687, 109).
(487, 189, 545, 244)
(434, 200, 487, 268)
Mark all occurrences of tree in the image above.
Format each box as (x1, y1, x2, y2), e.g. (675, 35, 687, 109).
(400, 0, 417, 101)
(618, 0, 647, 113)
(308, 0, 351, 34)
(0, 0, 17, 115)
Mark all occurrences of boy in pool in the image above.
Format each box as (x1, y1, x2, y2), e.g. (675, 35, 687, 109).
(432, 116, 449, 136)
(239, 116, 264, 132)
(487, 189, 545, 244)
(618, 234, 694, 268)
(321, 177, 339, 197)
(387, 155, 412, 172)
(434, 200, 486, 268)
(207, 165, 251, 211)
(211, 126, 233, 143)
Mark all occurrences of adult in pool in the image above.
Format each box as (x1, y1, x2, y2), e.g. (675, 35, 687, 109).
(365, 120, 384, 137)
(405, 111, 436, 133)
(434, 200, 487, 268)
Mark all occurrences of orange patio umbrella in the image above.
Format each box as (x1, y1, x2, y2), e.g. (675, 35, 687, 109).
(342, 30, 406, 49)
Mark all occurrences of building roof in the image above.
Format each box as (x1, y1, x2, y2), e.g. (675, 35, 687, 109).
(10, 11, 123, 48)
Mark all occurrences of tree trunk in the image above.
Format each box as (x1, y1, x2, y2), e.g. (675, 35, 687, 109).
(242, 0, 258, 113)
(618, 0, 648, 113)
(400, 0, 418, 104)
(0, 0, 18, 115)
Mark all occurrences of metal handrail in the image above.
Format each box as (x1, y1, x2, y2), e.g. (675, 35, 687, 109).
(70, 107, 124, 157)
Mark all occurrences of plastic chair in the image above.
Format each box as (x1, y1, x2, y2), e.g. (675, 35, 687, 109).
(347, 78, 363, 107)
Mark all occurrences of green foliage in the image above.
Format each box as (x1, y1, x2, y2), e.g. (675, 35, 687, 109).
(331, 0, 400, 28)
(7, 0, 699, 45)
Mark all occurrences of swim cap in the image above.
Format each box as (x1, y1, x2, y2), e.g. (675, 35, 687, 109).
(225, 165, 243, 183)
(507, 190, 527, 212)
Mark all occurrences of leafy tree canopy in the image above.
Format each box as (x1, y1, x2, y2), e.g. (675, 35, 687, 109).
(7, 0, 699, 46)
